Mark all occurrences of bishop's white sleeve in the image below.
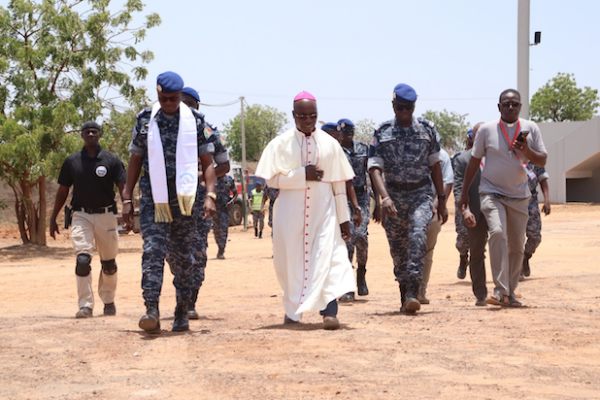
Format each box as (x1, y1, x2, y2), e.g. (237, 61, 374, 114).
(332, 181, 350, 224)
(265, 167, 306, 190)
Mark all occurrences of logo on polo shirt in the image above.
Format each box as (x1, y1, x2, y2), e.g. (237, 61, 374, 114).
(96, 165, 107, 177)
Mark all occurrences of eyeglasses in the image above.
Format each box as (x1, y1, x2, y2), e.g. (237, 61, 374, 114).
(294, 112, 318, 120)
(500, 102, 521, 108)
(158, 95, 181, 103)
(393, 103, 414, 111)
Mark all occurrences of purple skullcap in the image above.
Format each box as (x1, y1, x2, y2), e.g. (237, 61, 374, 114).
(293, 91, 316, 102)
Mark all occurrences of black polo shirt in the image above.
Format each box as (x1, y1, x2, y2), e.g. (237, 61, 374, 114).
(58, 146, 126, 208)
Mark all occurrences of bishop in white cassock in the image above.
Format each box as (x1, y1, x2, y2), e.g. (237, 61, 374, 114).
(255, 92, 356, 330)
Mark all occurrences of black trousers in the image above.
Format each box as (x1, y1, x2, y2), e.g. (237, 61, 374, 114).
(466, 217, 489, 301)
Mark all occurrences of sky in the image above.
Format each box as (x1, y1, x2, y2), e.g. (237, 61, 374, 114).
(94, 0, 600, 134)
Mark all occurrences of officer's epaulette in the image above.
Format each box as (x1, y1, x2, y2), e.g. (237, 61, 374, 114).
(191, 108, 206, 120)
(375, 119, 393, 132)
(135, 106, 153, 119)
(417, 117, 435, 129)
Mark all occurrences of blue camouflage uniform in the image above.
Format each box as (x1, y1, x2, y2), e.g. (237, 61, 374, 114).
(525, 162, 549, 257)
(343, 140, 370, 266)
(191, 124, 229, 291)
(212, 174, 236, 252)
(263, 185, 279, 228)
(451, 151, 470, 257)
(368, 117, 441, 287)
(129, 106, 214, 303)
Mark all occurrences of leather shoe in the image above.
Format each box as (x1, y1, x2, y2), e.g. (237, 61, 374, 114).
(103, 303, 116, 316)
(475, 299, 487, 307)
(457, 254, 469, 279)
(284, 315, 299, 324)
(322, 315, 340, 330)
(338, 292, 355, 303)
(75, 307, 92, 319)
(187, 309, 200, 320)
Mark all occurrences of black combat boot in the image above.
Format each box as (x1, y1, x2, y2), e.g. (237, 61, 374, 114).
(339, 292, 355, 302)
(139, 301, 160, 333)
(357, 264, 369, 296)
(259, 230, 263, 239)
(403, 279, 421, 314)
(522, 253, 532, 277)
(254, 227, 258, 237)
(188, 289, 199, 320)
(172, 298, 190, 332)
(457, 254, 469, 280)
(399, 282, 407, 312)
(217, 248, 225, 260)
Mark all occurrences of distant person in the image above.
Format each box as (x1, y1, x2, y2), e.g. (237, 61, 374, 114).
(452, 129, 474, 280)
(321, 121, 362, 303)
(181, 86, 230, 316)
(368, 83, 448, 314)
(213, 174, 237, 257)
(255, 92, 355, 330)
(522, 161, 551, 279)
(250, 181, 265, 238)
(453, 122, 488, 306)
(123, 72, 217, 332)
(261, 184, 279, 235)
(458, 89, 547, 307)
(419, 145, 453, 304)
(49, 121, 126, 319)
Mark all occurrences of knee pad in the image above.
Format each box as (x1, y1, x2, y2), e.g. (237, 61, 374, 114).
(75, 253, 92, 277)
(101, 259, 118, 275)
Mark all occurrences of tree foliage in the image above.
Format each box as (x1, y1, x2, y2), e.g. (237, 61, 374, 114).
(354, 118, 377, 143)
(0, 0, 159, 245)
(223, 104, 289, 162)
(421, 110, 472, 153)
(530, 72, 599, 122)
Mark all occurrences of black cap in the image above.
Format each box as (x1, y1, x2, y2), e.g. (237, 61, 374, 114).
(81, 121, 101, 132)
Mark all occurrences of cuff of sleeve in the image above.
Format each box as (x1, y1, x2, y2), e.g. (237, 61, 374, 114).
(128, 143, 145, 157)
(199, 143, 215, 157)
(367, 157, 385, 171)
(428, 152, 442, 166)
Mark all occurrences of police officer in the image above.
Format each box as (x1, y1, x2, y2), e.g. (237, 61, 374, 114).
(250, 181, 265, 238)
(181, 86, 230, 318)
(452, 128, 477, 279)
(213, 173, 237, 258)
(123, 72, 217, 333)
(261, 184, 279, 235)
(338, 118, 374, 299)
(368, 83, 448, 314)
(49, 121, 127, 318)
(522, 161, 551, 279)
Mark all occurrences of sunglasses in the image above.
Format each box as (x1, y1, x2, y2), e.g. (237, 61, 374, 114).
(393, 103, 414, 111)
(294, 112, 318, 120)
(500, 102, 521, 108)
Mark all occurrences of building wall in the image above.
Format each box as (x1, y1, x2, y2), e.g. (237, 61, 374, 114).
(566, 165, 600, 203)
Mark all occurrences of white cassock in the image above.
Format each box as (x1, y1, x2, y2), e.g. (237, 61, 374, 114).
(256, 128, 356, 321)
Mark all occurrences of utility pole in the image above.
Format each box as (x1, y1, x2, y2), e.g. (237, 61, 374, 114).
(240, 96, 248, 229)
(517, 0, 530, 119)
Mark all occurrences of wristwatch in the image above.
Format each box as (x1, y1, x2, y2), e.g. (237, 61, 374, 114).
(207, 192, 217, 201)
(437, 193, 447, 201)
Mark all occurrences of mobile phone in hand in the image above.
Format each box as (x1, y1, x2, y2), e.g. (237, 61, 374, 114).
(516, 130, 529, 142)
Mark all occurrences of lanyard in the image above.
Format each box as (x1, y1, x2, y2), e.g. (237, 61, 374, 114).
(499, 118, 520, 150)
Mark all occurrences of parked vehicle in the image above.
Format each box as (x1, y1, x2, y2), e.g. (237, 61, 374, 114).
(227, 164, 250, 226)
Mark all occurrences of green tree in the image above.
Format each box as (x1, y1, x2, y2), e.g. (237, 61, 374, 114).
(421, 110, 471, 153)
(354, 118, 377, 143)
(0, 0, 160, 245)
(530, 72, 599, 122)
(223, 104, 289, 162)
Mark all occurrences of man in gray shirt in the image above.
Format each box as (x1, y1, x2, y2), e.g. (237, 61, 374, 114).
(457, 89, 547, 307)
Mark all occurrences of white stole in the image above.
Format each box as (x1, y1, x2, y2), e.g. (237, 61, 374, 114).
(147, 102, 198, 222)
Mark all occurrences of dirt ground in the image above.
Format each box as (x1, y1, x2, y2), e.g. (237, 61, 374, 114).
(0, 203, 599, 400)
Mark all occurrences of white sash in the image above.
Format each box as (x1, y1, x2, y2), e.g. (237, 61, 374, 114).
(147, 102, 198, 222)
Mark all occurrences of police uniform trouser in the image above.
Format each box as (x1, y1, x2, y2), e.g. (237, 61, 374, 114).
(191, 190, 210, 290)
(346, 191, 370, 266)
(384, 185, 433, 284)
(140, 196, 196, 302)
(454, 203, 469, 256)
(480, 193, 529, 297)
(252, 210, 264, 232)
(212, 205, 231, 250)
(71, 211, 119, 310)
(524, 197, 542, 256)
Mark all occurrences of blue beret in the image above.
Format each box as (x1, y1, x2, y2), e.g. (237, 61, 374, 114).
(182, 87, 200, 102)
(467, 129, 474, 139)
(393, 83, 417, 102)
(337, 118, 355, 130)
(157, 72, 184, 93)
(321, 122, 340, 132)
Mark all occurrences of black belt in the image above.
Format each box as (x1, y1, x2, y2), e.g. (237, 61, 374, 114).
(354, 185, 368, 195)
(386, 178, 430, 191)
(73, 204, 117, 214)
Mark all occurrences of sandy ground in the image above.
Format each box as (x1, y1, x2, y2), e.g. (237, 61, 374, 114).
(0, 203, 599, 400)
